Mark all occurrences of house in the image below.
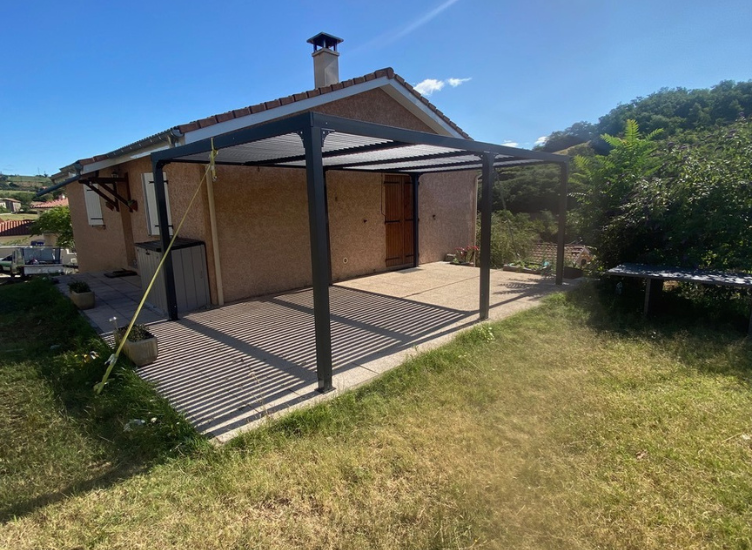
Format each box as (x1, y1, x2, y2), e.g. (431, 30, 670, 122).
(0, 198, 22, 213)
(46, 34, 482, 307)
(45, 33, 568, 391)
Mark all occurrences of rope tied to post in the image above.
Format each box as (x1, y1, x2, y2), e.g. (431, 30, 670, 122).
(95, 138, 219, 393)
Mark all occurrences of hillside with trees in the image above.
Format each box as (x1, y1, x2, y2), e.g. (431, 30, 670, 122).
(538, 80, 752, 153)
(486, 79, 752, 271)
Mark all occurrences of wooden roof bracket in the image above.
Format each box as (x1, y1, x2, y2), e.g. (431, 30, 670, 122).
(80, 171, 137, 212)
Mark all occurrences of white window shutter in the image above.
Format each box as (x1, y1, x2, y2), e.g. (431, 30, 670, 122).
(83, 184, 104, 226)
(142, 172, 173, 236)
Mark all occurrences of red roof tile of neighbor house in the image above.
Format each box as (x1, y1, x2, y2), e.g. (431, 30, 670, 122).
(53, 67, 470, 179)
(0, 219, 33, 237)
(31, 197, 69, 210)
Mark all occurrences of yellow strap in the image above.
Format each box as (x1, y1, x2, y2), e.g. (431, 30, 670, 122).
(95, 139, 218, 393)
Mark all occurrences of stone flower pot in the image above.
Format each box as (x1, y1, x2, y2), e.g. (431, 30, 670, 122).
(70, 290, 95, 310)
(122, 337, 159, 367)
(116, 325, 159, 367)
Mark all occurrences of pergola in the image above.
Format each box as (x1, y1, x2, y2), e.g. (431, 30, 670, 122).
(150, 111, 569, 392)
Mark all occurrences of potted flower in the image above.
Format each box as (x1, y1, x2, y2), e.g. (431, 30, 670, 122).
(451, 245, 479, 266)
(116, 324, 159, 366)
(68, 280, 95, 310)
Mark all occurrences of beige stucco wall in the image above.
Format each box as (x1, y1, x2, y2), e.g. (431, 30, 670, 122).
(70, 158, 216, 299)
(210, 165, 311, 302)
(69, 85, 476, 304)
(327, 172, 386, 282)
(313, 88, 436, 133)
(68, 177, 129, 272)
(418, 171, 478, 263)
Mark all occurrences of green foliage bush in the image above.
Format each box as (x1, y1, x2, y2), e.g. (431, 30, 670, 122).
(572, 117, 752, 271)
(30, 206, 74, 248)
(476, 211, 538, 268)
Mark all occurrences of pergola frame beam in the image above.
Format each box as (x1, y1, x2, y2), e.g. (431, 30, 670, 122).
(150, 111, 569, 394)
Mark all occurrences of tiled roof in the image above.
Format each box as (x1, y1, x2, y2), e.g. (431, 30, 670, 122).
(31, 197, 69, 210)
(173, 68, 470, 139)
(0, 219, 33, 237)
(54, 67, 469, 178)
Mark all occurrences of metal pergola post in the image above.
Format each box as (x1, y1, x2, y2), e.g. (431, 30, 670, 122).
(152, 159, 179, 320)
(555, 161, 569, 286)
(301, 123, 334, 393)
(479, 153, 495, 320)
(411, 173, 420, 268)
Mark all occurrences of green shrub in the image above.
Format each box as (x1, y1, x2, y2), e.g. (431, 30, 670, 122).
(477, 211, 538, 268)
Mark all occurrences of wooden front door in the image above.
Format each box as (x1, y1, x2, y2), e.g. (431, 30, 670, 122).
(384, 175, 415, 269)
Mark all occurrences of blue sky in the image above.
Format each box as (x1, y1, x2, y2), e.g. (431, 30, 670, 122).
(2, 0, 751, 176)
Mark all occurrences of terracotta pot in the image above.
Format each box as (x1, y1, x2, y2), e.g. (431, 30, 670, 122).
(122, 337, 159, 367)
(70, 290, 95, 310)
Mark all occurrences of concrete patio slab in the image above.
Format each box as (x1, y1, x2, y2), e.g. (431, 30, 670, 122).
(57, 263, 580, 442)
(131, 263, 580, 442)
(56, 271, 166, 333)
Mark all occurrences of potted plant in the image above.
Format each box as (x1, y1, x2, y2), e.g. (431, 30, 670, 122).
(68, 280, 95, 310)
(116, 324, 159, 367)
(451, 245, 479, 266)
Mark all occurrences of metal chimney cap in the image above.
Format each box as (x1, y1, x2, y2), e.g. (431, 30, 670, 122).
(307, 32, 344, 52)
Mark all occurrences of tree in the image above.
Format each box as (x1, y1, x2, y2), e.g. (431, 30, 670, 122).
(29, 207, 75, 248)
(538, 121, 596, 152)
(572, 120, 663, 266)
(657, 118, 752, 270)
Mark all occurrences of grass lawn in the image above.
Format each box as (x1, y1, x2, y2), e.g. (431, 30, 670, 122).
(1, 277, 751, 548)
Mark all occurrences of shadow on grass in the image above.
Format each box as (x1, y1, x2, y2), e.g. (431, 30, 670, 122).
(0, 278, 203, 523)
(562, 277, 752, 383)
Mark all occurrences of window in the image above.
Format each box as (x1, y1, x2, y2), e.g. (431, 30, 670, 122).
(142, 172, 173, 236)
(83, 184, 104, 226)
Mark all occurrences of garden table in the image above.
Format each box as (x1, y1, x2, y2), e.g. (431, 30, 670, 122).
(606, 263, 752, 334)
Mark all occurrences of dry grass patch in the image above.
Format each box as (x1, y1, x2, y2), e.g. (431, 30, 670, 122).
(1, 282, 752, 548)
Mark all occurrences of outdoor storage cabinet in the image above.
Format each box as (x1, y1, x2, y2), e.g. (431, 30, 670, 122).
(135, 238, 210, 315)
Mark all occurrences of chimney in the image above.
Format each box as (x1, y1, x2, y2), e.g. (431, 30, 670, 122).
(307, 32, 344, 88)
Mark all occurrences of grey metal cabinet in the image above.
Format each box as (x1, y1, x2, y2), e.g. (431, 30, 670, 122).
(135, 238, 210, 315)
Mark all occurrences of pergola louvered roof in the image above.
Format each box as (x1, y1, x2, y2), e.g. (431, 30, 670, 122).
(153, 112, 567, 173)
(149, 111, 571, 392)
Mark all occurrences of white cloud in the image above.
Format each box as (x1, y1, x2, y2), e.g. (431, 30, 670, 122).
(414, 79, 445, 96)
(447, 77, 471, 87)
(534, 136, 548, 146)
(501, 141, 519, 148)
(414, 76, 471, 96)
